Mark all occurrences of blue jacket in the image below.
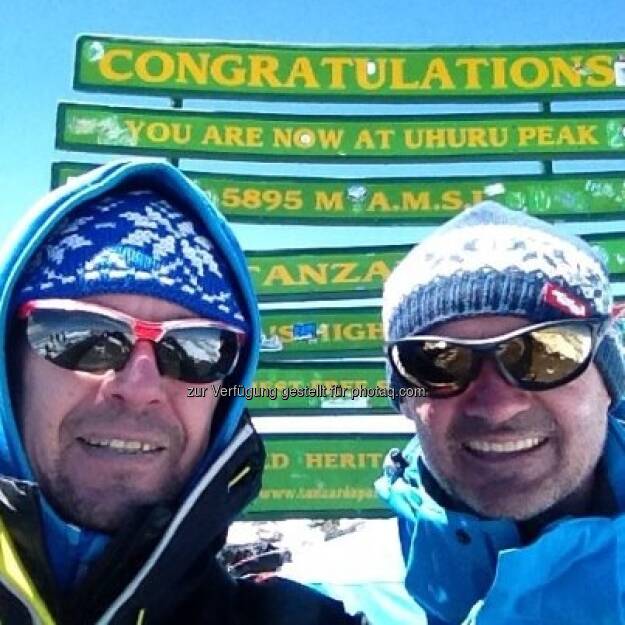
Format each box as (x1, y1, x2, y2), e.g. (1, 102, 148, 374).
(0, 159, 362, 625)
(376, 416, 625, 625)
(0, 160, 261, 620)
(0, 159, 262, 590)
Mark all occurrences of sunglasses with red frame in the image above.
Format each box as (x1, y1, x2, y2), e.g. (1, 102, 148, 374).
(17, 299, 246, 384)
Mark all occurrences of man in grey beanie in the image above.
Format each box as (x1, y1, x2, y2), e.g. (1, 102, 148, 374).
(376, 200, 625, 625)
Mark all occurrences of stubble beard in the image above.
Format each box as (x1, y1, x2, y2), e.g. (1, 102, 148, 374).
(40, 461, 183, 532)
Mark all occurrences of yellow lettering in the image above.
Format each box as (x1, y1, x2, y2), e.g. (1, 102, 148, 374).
(441, 190, 463, 210)
(421, 57, 454, 90)
(320, 57, 353, 89)
(175, 52, 210, 85)
(342, 324, 366, 341)
(472, 189, 485, 204)
(491, 127, 509, 148)
(305, 453, 324, 469)
(339, 453, 356, 468)
(201, 125, 224, 146)
(246, 127, 263, 147)
(297, 263, 329, 285)
(362, 260, 392, 283)
(586, 55, 614, 87)
(331, 262, 359, 284)
(491, 57, 507, 89)
(509, 56, 549, 89)
(368, 191, 391, 211)
(142, 121, 170, 142)
(366, 452, 384, 468)
(124, 120, 145, 143)
(367, 322, 383, 341)
(576, 124, 599, 145)
(170, 122, 192, 145)
(248, 54, 281, 87)
(273, 127, 292, 147)
(267, 453, 290, 469)
(224, 126, 244, 146)
(456, 57, 490, 89)
(135, 50, 175, 83)
(324, 454, 338, 468)
(516, 124, 598, 147)
(401, 191, 430, 210)
(404, 129, 424, 149)
(277, 324, 294, 341)
(375, 128, 394, 149)
(425, 128, 447, 148)
(273, 127, 344, 150)
(99, 48, 133, 81)
(355, 57, 387, 90)
(466, 127, 488, 148)
(263, 264, 296, 286)
(210, 53, 246, 86)
(294, 128, 315, 149)
(550, 56, 582, 88)
(317, 128, 344, 149)
(555, 125, 574, 145)
(354, 129, 375, 150)
(284, 56, 320, 88)
(389, 58, 420, 89)
(518, 126, 538, 146)
(315, 191, 344, 211)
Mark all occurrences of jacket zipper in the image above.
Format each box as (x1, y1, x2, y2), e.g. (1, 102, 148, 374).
(94, 423, 255, 625)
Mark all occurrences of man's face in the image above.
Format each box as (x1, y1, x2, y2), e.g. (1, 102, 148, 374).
(401, 315, 611, 520)
(16, 294, 223, 532)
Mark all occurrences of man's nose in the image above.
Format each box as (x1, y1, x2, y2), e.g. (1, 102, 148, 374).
(102, 340, 167, 406)
(461, 356, 533, 425)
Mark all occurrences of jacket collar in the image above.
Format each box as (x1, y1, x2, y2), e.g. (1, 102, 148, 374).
(0, 414, 265, 625)
(376, 415, 625, 623)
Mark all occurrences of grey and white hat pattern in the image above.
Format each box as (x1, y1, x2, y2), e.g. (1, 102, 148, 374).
(383, 200, 624, 405)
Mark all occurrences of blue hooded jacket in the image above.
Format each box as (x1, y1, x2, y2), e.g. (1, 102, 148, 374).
(0, 158, 261, 590)
(376, 416, 625, 625)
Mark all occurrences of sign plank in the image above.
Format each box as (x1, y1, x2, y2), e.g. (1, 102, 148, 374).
(52, 162, 625, 225)
(248, 238, 625, 300)
(245, 434, 410, 518)
(74, 36, 625, 101)
(260, 307, 382, 359)
(56, 103, 625, 162)
(248, 362, 400, 415)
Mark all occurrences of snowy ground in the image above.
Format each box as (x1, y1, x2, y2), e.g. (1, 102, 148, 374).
(222, 517, 426, 625)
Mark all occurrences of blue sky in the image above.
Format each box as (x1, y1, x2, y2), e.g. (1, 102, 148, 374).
(2, 0, 625, 249)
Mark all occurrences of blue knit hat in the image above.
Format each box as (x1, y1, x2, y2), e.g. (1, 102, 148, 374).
(14, 189, 248, 331)
(383, 200, 625, 406)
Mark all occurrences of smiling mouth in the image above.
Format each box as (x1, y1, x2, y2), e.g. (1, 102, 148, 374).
(77, 437, 166, 455)
(462, 436, 549, 456)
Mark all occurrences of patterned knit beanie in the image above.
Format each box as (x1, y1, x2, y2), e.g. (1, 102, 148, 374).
(14, 189, 247, 331)
(383, 200, 624, 406)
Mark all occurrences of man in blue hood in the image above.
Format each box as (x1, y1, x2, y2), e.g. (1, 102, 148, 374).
(377, 201, 625, 625)
(0, 159, 363, 625)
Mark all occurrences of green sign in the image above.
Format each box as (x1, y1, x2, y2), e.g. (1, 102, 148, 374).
(56, 103, 625, 162)
(260, 307, 382, 359)
(263, 302, 625, 360)
(51, 162, 625, 224)
(248, 245, 406, 301)
(248, 238, 625, 301)
(75, 36, 625, 100)
(249, 363, 395, 414)
(245, 434, 409, 518)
